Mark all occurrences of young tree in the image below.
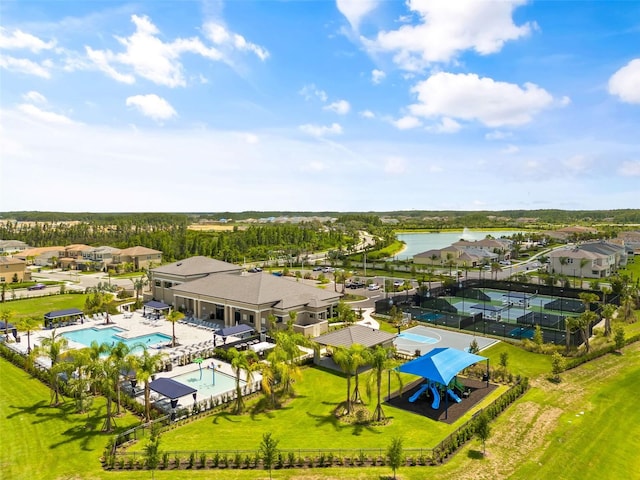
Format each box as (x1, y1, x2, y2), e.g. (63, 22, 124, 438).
(349, 344, 370, 404)
(386, 436, 405, 480)
(333, 346, 356, 415)
(601, 304, 616, 337)
(533, 324, 544, 347)
(144, 422, 162, 479)
(475, 410, 491, 456)
(469, 338, 480, 354)
(614, 326, 625, 353)
(259, 432, 279, 480)
(499, 351, 509, 370)
(551, 352, 565, 382)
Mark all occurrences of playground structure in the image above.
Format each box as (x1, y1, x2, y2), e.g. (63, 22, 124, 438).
(397, 347, 488, 420)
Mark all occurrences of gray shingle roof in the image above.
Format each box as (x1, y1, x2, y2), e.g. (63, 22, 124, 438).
(171, 272, 341, 308)
(314, 325, 397, 348)
(152, 256, 242, 276)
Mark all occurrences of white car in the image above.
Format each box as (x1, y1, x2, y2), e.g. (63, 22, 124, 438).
(393, 280, 403, 287)
(368, 283, 380, 291)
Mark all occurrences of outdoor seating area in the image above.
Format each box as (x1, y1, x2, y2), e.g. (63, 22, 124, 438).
(178, 316, 221, 332)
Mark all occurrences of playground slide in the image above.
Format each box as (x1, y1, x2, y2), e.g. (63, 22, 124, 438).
(430, 385, 440, 409)
(451, 378, 466, 393)
(409, 384, 429, 403)
(447, 388, 462, 403)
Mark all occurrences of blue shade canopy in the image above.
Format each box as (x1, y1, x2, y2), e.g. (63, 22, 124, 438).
(144, 300, 170, 310)
(397, 347, 487, 386)
(44, 308, 84, 319)
(149, 377, 196, 400)
(217, 324, 254, 337)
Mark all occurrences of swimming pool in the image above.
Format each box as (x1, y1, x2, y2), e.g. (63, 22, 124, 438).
(170, 368, 244, 396)
(398, 332, 439, 344)
(62, 327, 171, 349)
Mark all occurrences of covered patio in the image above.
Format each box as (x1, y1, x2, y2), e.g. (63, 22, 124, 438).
(143, 300, 171, 319)
(44, 308, 84, 328)
(148, 377, 197, 416)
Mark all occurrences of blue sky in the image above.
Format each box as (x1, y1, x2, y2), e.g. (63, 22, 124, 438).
(1, 0, 639, 213)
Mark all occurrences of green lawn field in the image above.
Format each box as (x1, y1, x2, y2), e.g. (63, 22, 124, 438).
(0, 294, 89, 321)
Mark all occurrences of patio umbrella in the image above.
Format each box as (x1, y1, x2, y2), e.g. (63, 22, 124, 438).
(194, 357, 204, 380)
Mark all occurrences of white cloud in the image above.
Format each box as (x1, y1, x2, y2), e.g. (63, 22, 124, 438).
(125, 94, 177, 121)
(302, 161, 327, 172)
(0, 28, 56, 52)
(563, 154, 590, 173)
(203, 23, 269, 61)
(0, 55, 51, 78)
(360, 109, 375, 119)
(432, 116, 461, 134)
(22, 91, 47, 103)
(86, 14, 266, 87)
(409, 72, 554, 127)
(243, 133, 259, 144)
(384, 156, 407, 174)
(365, 0, 533, 71)
(618, 160, 640, 176)
(17, 103, 75, 125)
(485, 130, 512, 141)
(336, 0, 380, 30)
(299, 123, 343, 137)
(323, 99, 351, 115)
(501, 144, 520, 154)
(299, 84, 328, 102)
(608, 59, 640, 104)
(393, 115, 422, 130)
(371, 68, 386, 84)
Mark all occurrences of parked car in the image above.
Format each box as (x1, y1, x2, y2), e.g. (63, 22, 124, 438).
(27, 283, 46, 291)
(312, 266, 323, 271)
(393, 280, 403, 287)
(368, 283, 380, 291)
(248, 267, 262, 273)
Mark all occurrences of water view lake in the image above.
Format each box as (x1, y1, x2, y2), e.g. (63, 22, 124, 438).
(395, 229, 524, 260)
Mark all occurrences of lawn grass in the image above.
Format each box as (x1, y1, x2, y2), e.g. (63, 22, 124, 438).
(0, 357, 140, 480)
(0, 293, 89, 320)
(129, 365, 503, 454)
(481, 341, 552, 379)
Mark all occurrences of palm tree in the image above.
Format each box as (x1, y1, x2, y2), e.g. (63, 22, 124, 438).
(271, 330, 308, 395)
(33, 329, 69, 405)
(490, 262, 501, 280)
(366, 345, 402, 422)
(578, 258, 589, 288)
(14, 315, 42, 354)
(130, 276, 147, 302)
(333, 346, 355, 415)
(134, 347, 167, 422)
(66, 348, 94, 414)
(227, 347, 259, 414)
(601, 304, 616, 337)
(558, 256, 568, 276)
(1, 309, 14, 337)
(108, 341, 134, 415)
(349, 344, 370, 404)
(166, 309, 185, 348)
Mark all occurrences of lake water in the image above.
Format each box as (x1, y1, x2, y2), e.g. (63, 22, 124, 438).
(395, 229, 524, 260)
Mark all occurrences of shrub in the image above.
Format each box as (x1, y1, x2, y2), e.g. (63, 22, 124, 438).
(199, 453, 207, 468)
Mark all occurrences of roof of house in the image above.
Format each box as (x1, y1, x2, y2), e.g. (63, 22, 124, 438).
(15, 246, 65, 257)
(452, 238, 512, 249)
(119, 245, 162, 256)
(313, 325, 397, 348)
(64, 244, 93, 251)
(414, 249, 443, 259)
(89, 246, 121, 254)
(0, 240, 29, 248)
(171, 272, 340, 308)
(152, 256, 242, 276)
(578, 241, 625, 256)
(0, 257, 25, 266)
(548, 248, 602, 260)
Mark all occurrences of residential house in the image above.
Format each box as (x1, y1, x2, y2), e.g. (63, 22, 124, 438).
(0, 240, 30, 254)
(548, 241, 626, 279)
(81, 246, 121, 271)
(58, 244, 93, 270)
(0, 257, 29, 283)
(115, 246, 163, 270)
(14, 246, 65, 266)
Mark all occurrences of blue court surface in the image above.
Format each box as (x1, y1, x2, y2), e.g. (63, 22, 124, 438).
(394, 325, 498, 356)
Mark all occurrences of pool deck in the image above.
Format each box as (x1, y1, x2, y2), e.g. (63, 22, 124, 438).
(18, 310, 241, 369)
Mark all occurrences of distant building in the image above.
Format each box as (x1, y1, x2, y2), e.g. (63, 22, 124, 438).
(548, 241, 627, 278)
(0, 240, 30, 254)
(0, 257, 29, 283)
